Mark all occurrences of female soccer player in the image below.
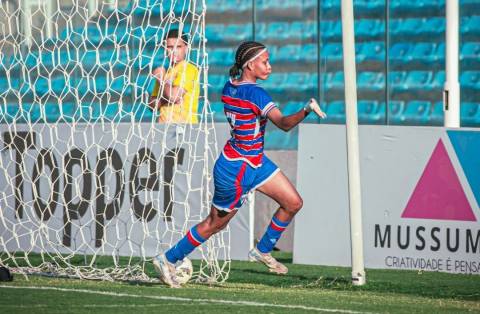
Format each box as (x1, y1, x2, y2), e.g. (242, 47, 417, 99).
(154, 41, 326, 288)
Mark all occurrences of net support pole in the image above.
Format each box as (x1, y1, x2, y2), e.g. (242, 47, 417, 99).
(341, 0, 366, 286)
(444, 0, 460, 128)
(20, 0, 32, 47)
(248, 192, 255, 250)
(45, 0, 53, 38)
(88, 0, 97, 18)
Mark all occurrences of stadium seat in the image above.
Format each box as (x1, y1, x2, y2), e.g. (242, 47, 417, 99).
(325, 100, 345, 124)
(389, 43, 413, 65)
(386, 100, 405, 125)
(410, 43, 437, 64)
(58, 103, 76, 122)
(420, 17, 445, 38)
(461, 102, 480, 126)
(431, 71, 445, 90)
(460, 71, 480, 91)
(281, 102, 303, 116)
(224, 23, 252, 42)
(403, 71, 434, 91)
(276, 45, 302, 62)
(262, 73, 287, 92)
(266, 22, 291, 41)
(355, 19, 384, 39)
(326, 72, 344, 90)
(322, 20, 341, 40)
(209, 102, 225, 122)
(402, 100, 431, 125)
(460, 42, 480, 67)
(208, 48, 234, 66)
(286, 72, 313, 91)
(461, 15, 480, 36)
(392, 18, 423, 38)
(357, 42, 384, 62)
(358, 100, 382, 124)
(264, 127, 297, 150)
(389, 71, 407, 92)
(322, 42, 343, 62)
(303, 44, 317, 63)
(430, 101, 444, 126)
(357, 72, 384, 91)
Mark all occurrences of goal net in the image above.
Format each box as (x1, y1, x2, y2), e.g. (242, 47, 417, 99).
(0, 0, 230, 283)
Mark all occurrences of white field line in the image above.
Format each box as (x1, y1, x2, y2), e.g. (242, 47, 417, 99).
(0, 285, 373, 313)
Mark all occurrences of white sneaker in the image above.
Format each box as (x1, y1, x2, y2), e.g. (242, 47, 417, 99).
(248, 247, 288, 275)
(153, 254, 181, 288)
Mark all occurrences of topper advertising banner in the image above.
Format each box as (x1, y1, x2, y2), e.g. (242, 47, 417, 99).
(0, 123, 250, 261)
(294, 125, 480, 275)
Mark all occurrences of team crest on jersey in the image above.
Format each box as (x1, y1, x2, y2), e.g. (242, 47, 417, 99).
(229, 87, 237, 96)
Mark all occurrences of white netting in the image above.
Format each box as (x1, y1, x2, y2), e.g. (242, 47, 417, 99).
(0, 0, 230, 283)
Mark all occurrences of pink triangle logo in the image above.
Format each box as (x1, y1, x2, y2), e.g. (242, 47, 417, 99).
(402, 139, 476, 221)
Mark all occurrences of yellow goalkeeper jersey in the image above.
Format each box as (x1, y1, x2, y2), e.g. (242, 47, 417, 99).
(151, 60, 200, 124)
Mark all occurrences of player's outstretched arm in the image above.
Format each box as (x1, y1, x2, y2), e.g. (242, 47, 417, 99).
(267, 98, 326, 132)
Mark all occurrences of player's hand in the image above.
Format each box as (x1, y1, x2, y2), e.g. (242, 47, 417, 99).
(305, 98, 326, 119)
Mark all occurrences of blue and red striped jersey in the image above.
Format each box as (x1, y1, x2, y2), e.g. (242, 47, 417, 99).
(220, 79, 277, 168)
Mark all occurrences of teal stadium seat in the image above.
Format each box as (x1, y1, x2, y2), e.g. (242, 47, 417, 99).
(130, 103, 153, 122)
(410, 42, 437, 64)
(224, 24, 252, 42)
(325, 101, 345, 124)
(402, 100, 431, 125)
(358, 100, 382, 124)
(431, 71, 445, 90)
(357, 72, 384, 91)
(390, 43, 413, 66)
(386, 100, 405, 125)
(322, 42, 342, 62)
(389, 71, 407, 92)
(461, 103, 480, 127)
(403, 71, 434, 91)
(276, 45, 302, 63)
(209, 102, 225, 122)
(461, 15, 480, 36)
(430, 101, 444, 126)
(209, 48, 233, 66)
(326, 72, 344, 90)
(286, 72, 313, 92)
(303, 44, 317, 63)
(322, 20, 341, 40)
(460, 71, 480, 92)
(355, 19, 384, 39)
(461, 42, 480, 67)
(357, 42, 384, 62)
(262, 73, 287, 93)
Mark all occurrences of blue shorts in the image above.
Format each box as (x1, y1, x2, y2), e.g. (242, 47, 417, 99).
(212, 153, 279, 212)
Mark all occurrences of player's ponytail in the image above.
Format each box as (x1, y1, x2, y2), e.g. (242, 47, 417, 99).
(229, 63, 241, 78)
(229, 41, 266, 78)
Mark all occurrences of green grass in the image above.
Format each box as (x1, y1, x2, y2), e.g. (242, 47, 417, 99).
(1, 252, 479, 313)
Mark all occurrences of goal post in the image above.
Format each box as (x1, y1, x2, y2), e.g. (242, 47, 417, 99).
(341, 0, 366, 286)
(0, 0, 230, 283)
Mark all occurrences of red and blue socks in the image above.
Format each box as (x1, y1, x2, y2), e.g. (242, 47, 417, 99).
(165, 225, 206, 264)
(257, 216, 291, 254)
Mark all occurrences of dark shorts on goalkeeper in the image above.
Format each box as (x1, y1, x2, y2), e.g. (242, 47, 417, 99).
(212, 153, 279, 212)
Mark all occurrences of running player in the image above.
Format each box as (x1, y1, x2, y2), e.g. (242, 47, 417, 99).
(153, 41, 326, 287)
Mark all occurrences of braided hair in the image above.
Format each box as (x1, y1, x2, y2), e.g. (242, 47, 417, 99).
(229, 41, 267, 78)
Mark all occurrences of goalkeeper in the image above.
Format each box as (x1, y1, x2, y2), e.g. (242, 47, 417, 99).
(154, 41, 326, 288)
(148, 29, 200, 123)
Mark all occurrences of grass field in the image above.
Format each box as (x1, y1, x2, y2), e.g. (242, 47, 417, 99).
(1, 252, 479, 313)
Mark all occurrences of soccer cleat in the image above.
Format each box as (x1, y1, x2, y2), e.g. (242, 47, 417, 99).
(153, 254, 181, 288)
(248, 247, 288, 275)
